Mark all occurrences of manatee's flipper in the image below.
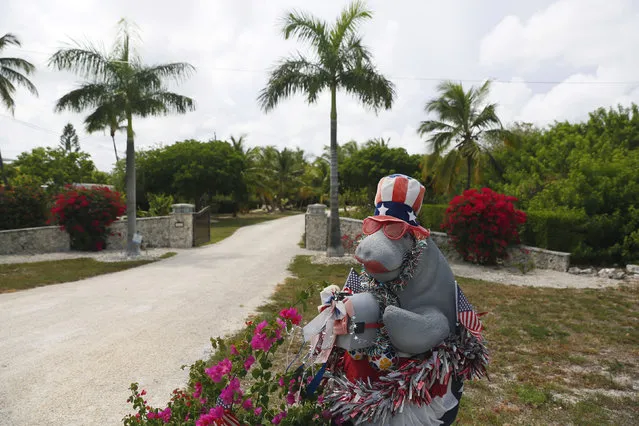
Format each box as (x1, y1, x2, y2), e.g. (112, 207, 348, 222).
(383, 305, 450, 354)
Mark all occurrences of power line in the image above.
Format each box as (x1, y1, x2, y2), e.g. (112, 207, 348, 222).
(8, 47, 639, 86)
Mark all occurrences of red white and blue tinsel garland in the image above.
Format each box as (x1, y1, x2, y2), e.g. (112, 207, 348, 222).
(323, 325, 489, 425)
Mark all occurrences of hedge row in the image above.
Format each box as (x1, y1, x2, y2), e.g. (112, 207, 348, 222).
(0, 185, 50, 230)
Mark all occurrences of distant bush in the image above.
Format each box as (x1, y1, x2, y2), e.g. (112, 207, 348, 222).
(0, 182, 49, 230)
(521, 208, 638, 265)
(50, 186, 125, 251)
(147, 193, 174, 216)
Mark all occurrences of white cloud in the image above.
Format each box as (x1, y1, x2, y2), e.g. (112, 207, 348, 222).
(481, 0, 639, 126)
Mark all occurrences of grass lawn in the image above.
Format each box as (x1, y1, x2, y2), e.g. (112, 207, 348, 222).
(210, 255, 639, 425)
(0, 257, 162, 293)
(205, 212, 301, 245)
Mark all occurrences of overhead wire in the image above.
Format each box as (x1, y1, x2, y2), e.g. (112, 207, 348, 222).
(6, 47, 639, 86)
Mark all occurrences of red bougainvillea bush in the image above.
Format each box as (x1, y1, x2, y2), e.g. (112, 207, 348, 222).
(50, 185, 125, 251)
(442, 187, 527, 265)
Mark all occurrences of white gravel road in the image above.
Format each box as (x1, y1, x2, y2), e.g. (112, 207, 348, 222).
(0, 214, 309, 426)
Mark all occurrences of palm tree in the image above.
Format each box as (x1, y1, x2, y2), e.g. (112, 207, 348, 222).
(0, 33, 38, 188)
(84, 103, 126, 162)
(258, 0, 395, 257)
(418, 80, 513, 192)
(49, 19, 195, 255)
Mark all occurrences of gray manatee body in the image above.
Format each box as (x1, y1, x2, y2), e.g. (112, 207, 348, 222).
(354, 231, 457, 356)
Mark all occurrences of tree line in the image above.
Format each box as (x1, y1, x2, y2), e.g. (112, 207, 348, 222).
(2, 1, 637, 262)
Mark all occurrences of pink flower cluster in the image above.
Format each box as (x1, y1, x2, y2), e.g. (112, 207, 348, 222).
(272, 410, 288, 424)
(250, 321, 276, 352)
(205, 358, 232, 383)
(220, 377, 243, 405)
(146, 407, 171, 423)
(196, 406, 225, 426)
(279, 307, 302, 325)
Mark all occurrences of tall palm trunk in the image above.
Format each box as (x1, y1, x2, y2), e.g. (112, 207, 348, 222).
(0, 147, 9, 189)
(466, 156, 472, 190)
(327, 84, 344, 257)
(110, 130, 120, 162)
(125, 108, 138, 255)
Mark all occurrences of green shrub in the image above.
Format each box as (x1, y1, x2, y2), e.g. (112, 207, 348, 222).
(0, 183, 49, 230)
(147, 193, 174, 216)
(418, 204, 448, 232)
(521, 209, 588, 253)
(521, 209, 636, 265)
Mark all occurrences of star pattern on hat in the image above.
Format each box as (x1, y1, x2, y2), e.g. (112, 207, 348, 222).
(408, 210, 417, 222)
(378, 204, 388, 216)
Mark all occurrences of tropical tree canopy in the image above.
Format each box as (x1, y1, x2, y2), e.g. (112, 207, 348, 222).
(258, 0, 395, 256)
(49, 18, 195, 254)
(418, 80, 512, 193)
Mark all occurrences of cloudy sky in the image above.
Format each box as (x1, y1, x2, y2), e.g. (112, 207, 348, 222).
(2, 0, 639, 171)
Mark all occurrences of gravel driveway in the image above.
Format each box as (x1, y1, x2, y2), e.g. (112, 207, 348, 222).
(0, 214, 309, 426)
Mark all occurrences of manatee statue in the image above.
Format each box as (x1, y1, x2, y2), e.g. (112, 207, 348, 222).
(304, 174, 489, 426)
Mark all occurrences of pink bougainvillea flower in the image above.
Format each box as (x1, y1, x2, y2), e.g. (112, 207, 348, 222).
(205, 358, 232, 383)
(230, 344, 239, 356)
(220, 377, 243, 405)
(285, 392, 296, 405)
(254, 407, 262, 416)
(193, 382, 202, 399)
(242, 398, 253, 410)
(279, 307, 302, 325)
(244, 355, 255, 371)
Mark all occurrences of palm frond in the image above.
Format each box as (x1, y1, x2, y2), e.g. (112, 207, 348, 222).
(338, 62, 394, 112)
(471, 103, 501, 130)
(417, 119, 456, 136)
(339, 33, 372, 69)
(257, 57, 328, 111)
(143, 62, 196, 84)
(0, 66, 37, 95)
(436, 149, 463, 194)
(0, 56, 36, 75)
(48, 42, 112, 79)
(281, 9, 329, 48)
(54, 83, 111, 113)
(330, 0, 372, 48)
(0, 78, 15, 111)
(84, 103, 124, 133)
(136, 91, 195, 116)
(0, 33, 21, 50)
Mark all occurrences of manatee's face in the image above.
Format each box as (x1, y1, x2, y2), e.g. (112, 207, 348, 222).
(354, 230, 414, 282)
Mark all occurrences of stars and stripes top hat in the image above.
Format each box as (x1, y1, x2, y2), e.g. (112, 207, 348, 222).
(364, 174, 430, 239)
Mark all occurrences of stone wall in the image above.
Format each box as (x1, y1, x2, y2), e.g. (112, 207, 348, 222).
(0, 204, 196, 255)
(305, 204, 571, 272)
(0, 226, 69, 255)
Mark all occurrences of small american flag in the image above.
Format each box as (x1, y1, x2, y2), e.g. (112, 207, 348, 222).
(343, 268, 367, 294)
(212, 411, 241, 426)
(456, 283, 484, 340)
(213, 397, 241, 425)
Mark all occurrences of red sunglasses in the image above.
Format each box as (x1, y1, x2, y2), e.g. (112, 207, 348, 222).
(362, 218, 411, 240)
